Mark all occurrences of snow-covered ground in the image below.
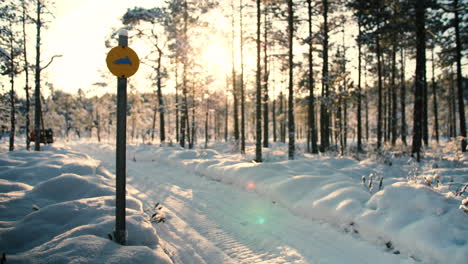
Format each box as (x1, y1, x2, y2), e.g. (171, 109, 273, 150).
(1, 138, 467, 263)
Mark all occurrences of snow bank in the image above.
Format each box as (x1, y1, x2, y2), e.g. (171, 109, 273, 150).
(0, 147, 172, 263)
(142, 145, 468, 264)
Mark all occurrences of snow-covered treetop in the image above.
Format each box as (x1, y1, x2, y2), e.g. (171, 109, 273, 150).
(0, 47, 10, 61)
(122, 7, 164, 25)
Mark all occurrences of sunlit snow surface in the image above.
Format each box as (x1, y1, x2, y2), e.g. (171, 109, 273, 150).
(1, 138, 467, 263)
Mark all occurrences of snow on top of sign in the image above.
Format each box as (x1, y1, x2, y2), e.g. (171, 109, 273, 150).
(117, 28, 128, 37)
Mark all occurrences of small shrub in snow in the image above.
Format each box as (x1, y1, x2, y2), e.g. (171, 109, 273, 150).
(144, 202, 166, 224)
(362, 173, 384, 192)
(378, 176, 384, 191)
(368, 173, 374, 191)
(457, 184, 468, 197)
(460, 198, 468, 214)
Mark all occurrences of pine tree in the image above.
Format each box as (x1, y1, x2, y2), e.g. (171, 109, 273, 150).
(412, 0, 426, 161)
(287, 0, 295, 160)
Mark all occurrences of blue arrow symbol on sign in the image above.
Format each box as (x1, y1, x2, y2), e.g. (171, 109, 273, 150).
(114, 56, 132, 65)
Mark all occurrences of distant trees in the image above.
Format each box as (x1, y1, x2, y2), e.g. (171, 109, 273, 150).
(0, 1, 23, 151)
(1, 0, 467, 163)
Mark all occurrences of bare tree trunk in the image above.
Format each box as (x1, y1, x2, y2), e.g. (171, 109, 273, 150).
(205, 97, 209, 148)
(273, 97, 277, 142)
(307, 0, 318, 154)
(376, 31, 383, 150)
(240, 0, 246, 154)
(287, 0, 295, 160)
(320, 0, 330, 152)
(454, 0, 466, 151)
(365, 52, 369, 142)
(9, 45, 15, 152)
(34, 0, 42, 151)
(423, 72, 429, 147)
(412, 0, 426, 161)
(189, 88, 196, 149)
(431, 46, 439, 143)
(400, 48, 407, 145)
(255, 0, 262, 162)
(280, 91, 286, 143)
(180, 0, 188, 148)
(391, 41, 398, 146)
(231, 0, 239, 143)
(175, 57, 179, 142)
(22, 1, 31, 151)
(450, 65, 457, 139)
(96, 110, 101, 142)
(225, 79, 229, 141)
(151, 104, 157, 142)
(263, 4, 269, 148)
(357, 21, 363, 152)
(156, 47, 165, 143)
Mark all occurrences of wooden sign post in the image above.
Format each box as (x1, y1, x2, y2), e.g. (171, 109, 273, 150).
(106, 29, 139, 245)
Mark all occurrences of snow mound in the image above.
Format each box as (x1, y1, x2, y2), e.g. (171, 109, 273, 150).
(0, 179, 32, 193)
(359, 182, 468, 264)
(32, 173, 114, 202)
(0, 147, 172, 264)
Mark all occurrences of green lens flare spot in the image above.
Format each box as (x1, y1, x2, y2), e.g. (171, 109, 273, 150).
(256, 216, 265, 225)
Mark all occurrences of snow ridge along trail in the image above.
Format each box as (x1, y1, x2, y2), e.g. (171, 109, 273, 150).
(66, 141, 414, 264)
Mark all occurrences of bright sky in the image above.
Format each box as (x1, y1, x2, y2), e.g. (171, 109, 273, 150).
(43, 0, 162, 96)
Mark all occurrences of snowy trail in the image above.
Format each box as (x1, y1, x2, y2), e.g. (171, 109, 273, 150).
(67, 142, 413, 264)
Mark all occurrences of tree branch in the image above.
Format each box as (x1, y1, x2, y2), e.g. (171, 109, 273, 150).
(40, 54, 62, 71)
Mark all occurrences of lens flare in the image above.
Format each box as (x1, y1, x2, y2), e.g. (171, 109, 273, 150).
(247, 182, 255, 190)
(256, 216, 265, 225)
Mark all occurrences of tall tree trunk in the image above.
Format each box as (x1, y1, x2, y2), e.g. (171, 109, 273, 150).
(96, 110, 101, 142)
(22, 1, 31, 151)
(175, 57, 179, 142)
(273, 97, 277, 142)
(412, 0, 426, 161)
(34, 0, 42, 151)
(423, 72, 429, 147)
(450, 65, 457, 139)
(357, 21, 363, 152)
(341, 25, 348, 153)
(151, 104, 157, 142)
(365, 52, 369, 142)
(263, 4, 269, 148)
(400, 48, 407, 145)
(156, 47, 165, 143)
(391, 42, 398, 146)
(280, 91, 286, 143)
(431, 46, 439, 143)
(454, 0, 466, 151)
(231, 0, 239, 143)
(189, 88, 195, 149)
(307, 0, 318, 154)
(255, 0, 262, 162)
(320, 0, 330, 152)
(205, 97, 209, 148)
(225, 79, 229, 142)
(240, 0, 246, 154)
(180, 0, 188, 148)
(9, 43, 15, 152)
(287, 0, 295, 160)
(376, 31, 383, 150)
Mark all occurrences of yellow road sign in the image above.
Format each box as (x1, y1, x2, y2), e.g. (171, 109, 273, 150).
(106, 46, 139, 78)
